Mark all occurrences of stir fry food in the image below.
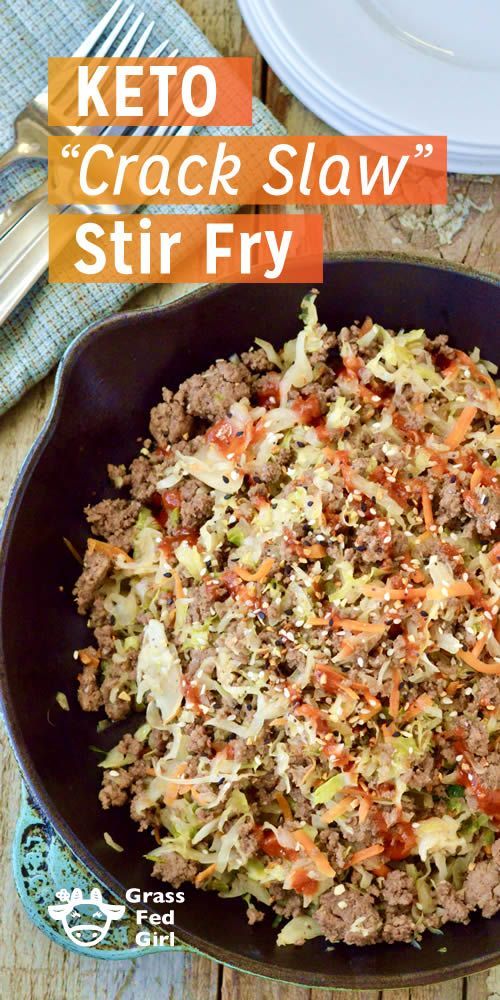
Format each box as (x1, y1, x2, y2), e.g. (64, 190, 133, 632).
(74, 295, 500, 947)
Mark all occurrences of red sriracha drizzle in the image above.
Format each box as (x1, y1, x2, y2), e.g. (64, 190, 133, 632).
(371, 809, 417, 860)
(151, 488, 181, 528)
(182, 678, 202, 714)
(292, 394, 323, 425)
(453, 733, 500, 821)
(206, 418, 254, 456)
(256, 374, 280, 409)
(383, 822, 417, 861)
(290, 870, 319, 896)
(160, 530, 199, 558)
(256, 828, 297, 860)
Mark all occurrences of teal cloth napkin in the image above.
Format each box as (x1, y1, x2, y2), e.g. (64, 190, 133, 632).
(0, 0, 283, 414)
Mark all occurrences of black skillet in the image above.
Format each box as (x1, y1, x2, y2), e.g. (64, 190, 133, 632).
(0, 254, 499, 988)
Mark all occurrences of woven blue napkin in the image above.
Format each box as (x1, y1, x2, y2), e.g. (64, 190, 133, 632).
(0, 0, 284, 414)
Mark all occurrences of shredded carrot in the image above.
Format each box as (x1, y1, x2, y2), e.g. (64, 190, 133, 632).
(301, 543, 327, 559)
(322, 795, 356, 824)
(454, 350, 499, 399)
(172, 570, 185, 600)
(293, 829, 336, 877)
(472, 632, 489, 658)
(358, 797, 372, 824)
(163, 764, 186, 805)
(441, 359, 460, 383)
(315, 663, 358, 701)
(87, 538, 132, 562)
(295, 703, 331, 734)
(357, 697, 382, 722)
(347, 843, 385, 867)
(389, 667, 401, 718)
(78, 648, 100, 668)
(420, 484, 435, 529)
(382, 722, 396, 743)
(323, 445, 338, 463)
(332, 617, 385, 635)
(427, 581, 474, 600)
(338, 639, 356, 658)
(416, 530, 433, 545)
(444, 405, 477, 450)
(470, 466, 483, 491)
(274, 791, 292, 822)
(458, 649, 500, 676)
(360, 316, 373, 335)
(488, 541, 500, 565)
(402, 693, 435, 721)
(422, 447, 449, 474)
(195, 863, 217, 885)
(235, 557, 275, 583)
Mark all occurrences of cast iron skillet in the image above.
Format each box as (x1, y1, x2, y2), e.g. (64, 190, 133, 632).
(1, 255, 499, 989)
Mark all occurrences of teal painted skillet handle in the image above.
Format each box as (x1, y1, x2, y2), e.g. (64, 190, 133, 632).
(13, 783, 191, 959)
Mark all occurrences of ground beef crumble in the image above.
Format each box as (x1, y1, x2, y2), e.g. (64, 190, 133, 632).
(315, 887, 383, 946)
(152, 856, 200, 888)
(175, 359, 251, 423)
(85, 498, 141, 550)
(74, 550, 111, 613)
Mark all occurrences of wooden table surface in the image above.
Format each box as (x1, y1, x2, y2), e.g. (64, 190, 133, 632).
(0, 3, 499, 998)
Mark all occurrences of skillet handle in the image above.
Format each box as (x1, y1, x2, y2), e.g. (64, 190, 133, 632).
(13, 783, 193, 958)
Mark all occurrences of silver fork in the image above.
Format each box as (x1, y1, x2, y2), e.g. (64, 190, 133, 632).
(0, 0, 168, 173)
(0, 128, 194, 325)
(0, 1, 174, 239)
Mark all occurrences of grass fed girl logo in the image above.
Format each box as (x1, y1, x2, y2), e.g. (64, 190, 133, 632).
(48, 886, 184, 948)
(48, 888, 125, 946)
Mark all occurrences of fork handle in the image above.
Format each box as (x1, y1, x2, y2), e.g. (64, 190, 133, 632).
(0, 199, 50, 324)
(0, 144, 23, 173)
(0, 181, 49, 240)
(0, 140, 46, 174)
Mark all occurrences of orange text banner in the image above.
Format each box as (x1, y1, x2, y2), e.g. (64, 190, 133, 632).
(49, 213, 323, 284)
(48, 135, 447, 205)
(48, 57, 253, 127)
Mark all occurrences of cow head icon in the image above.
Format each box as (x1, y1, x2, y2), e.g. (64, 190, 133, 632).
(48, 888, 126, 946)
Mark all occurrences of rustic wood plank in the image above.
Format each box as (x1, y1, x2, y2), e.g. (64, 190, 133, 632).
(221, 969, 306, 1000)
(313, 989, 379, 1000)
(467, 972, 489, 1000)
(412, 980, 463, 1000)
(486, 967, 500, 1000)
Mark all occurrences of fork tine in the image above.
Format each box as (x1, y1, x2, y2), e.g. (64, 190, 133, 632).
(120, 38, 176, 137)
(129, 20, 155, 57)
(150, 38, 171, 58)
(72, 0, 124, 58)
(154, 124, 193, 136)
(113, 11, 145, 57)
(95, 3, 135, 57)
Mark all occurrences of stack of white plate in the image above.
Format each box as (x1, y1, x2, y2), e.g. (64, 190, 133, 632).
(238, 0, 500, 174)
